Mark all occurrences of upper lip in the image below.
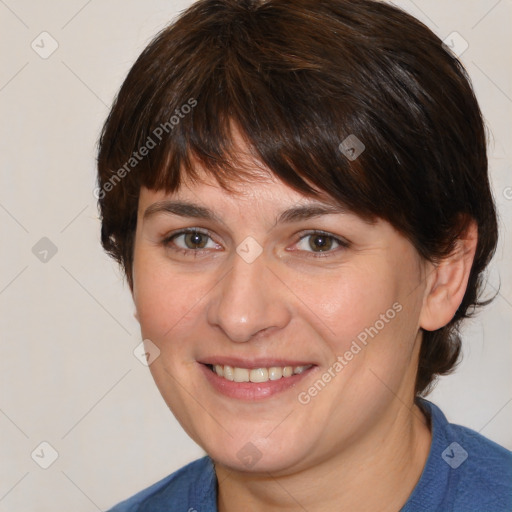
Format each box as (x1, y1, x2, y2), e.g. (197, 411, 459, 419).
(199, 357, 316, 369)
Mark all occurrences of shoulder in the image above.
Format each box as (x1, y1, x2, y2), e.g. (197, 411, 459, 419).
(403, 399, 512, 512)
(441, 414, 512, 508)
(107, 455, 217, 511)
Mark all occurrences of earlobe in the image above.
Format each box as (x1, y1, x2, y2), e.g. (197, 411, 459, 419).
(419, 219, 478, 331)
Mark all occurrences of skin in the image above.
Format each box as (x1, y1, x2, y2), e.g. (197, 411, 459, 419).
(131, 139, 478, 511)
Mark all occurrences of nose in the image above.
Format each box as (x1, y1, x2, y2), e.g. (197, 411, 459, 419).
(206, 248, 291, 343)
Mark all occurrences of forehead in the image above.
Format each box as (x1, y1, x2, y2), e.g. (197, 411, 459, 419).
(138, 124, 368, 225)
(138, 116, 353, 218)
(137, 168, 347, 224)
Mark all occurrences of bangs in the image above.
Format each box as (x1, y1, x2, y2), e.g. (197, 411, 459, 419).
(136, 60, 375, 216)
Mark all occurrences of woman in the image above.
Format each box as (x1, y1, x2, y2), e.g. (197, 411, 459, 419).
(97, 0, 512, 510)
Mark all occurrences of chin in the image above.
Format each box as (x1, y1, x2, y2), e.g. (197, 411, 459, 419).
(199, 429, 314, 475)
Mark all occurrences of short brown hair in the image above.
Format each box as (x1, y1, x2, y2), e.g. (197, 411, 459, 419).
(97, 0, 498, 395)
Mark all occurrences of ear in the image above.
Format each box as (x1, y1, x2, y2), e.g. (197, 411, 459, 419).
(419, 219, 478, 331)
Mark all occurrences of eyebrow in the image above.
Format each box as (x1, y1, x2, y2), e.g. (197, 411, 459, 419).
(143, 200, 347, 225)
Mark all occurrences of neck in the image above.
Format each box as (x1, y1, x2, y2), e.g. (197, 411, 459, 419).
(215, 400, 431, 512)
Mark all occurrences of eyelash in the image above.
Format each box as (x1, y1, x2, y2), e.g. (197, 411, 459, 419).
(162, 228, 349, 258)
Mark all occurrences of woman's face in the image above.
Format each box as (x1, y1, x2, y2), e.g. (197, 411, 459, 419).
(132, 161, 431, 474)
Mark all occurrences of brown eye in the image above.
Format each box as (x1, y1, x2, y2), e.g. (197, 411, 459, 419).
(183, 231, 209, 249)
(308, 234, 335, 252)
(164, 229, 219, 253)
(293, 231, 349, 257)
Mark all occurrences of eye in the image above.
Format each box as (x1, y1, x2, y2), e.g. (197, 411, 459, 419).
(292, 230, 349, 256)
(163, 228, 220, 254)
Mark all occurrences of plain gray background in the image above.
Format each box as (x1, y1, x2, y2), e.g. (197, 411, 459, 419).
(1, 1, 511, 510)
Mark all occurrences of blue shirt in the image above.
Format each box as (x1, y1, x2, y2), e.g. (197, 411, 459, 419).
(109, 399, 512, 511)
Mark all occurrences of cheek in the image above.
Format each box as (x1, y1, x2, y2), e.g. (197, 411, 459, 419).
(133, 248, 195, 339)
(135, 277, 195, 341)
(293, 262, 401, 350)
(305, 259, 421, 381)
(133, 253, 225, 353)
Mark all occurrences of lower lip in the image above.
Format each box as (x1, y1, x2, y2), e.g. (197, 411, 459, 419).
(199, 363, 316, 400)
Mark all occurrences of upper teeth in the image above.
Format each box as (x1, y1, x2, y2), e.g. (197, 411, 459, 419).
(212, 364, 312, 383)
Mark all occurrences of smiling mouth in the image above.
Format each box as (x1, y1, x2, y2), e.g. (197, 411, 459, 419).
(206, 363, 313, 383)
